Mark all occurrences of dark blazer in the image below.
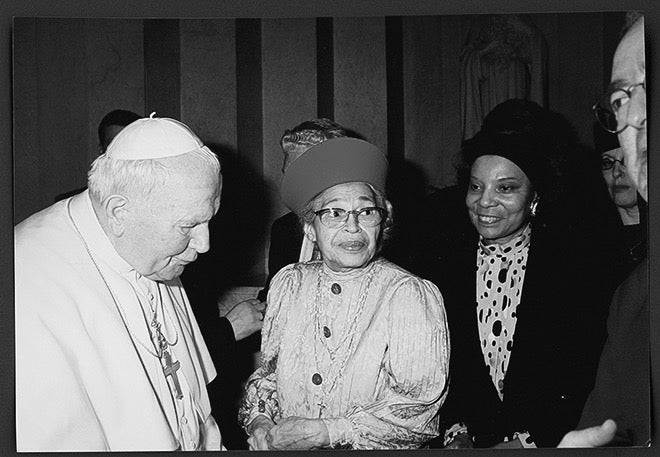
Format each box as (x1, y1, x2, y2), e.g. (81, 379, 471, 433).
(411, 187, 623, 447)
(577, 261, 650, 446)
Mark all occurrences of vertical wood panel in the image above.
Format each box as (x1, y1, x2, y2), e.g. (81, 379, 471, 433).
(334, 17, 388, 153)
(236, 19, 263, 167)
(403, 15, 444, 193)
(558, 13, 604, 148)
(26, 19, 89, 221)
(86, 19, 145, 163)
(438, 16, 465, 188)
(532, 13, 559, 112)
(262, 18, 317, 214)
(536, 13, 604, 148)
(179, 19, 236, 148)
(232, 18, 265, 282)
(144, 19, 180, 119)
(386, 16, 404, 161)
(261, 18, 317, 277)
(12, 18, 39, 223)
(316, 17, 334, 119)
(403, 15, 463, 192)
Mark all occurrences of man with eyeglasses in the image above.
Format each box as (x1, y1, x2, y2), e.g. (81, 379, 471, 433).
(558, 12, 648, 447)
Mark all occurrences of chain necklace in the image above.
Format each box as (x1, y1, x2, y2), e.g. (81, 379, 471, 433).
(311, 261, 378, 416)
(144, 284, 179, 356)
(67, 200, 178, 359)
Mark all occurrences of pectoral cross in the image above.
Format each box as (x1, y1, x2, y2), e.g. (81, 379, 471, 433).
(162, 349, 184, 400)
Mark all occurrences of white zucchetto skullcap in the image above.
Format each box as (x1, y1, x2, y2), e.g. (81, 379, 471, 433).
(106, 112, 208, 160)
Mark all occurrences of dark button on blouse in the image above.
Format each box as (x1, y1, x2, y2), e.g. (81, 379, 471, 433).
(323, 326, 331, 338)
(331, 283, 342, 294)
(312, 373, 323, 385)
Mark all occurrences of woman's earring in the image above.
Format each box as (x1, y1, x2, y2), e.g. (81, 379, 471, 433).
(530, 199, 539, 217)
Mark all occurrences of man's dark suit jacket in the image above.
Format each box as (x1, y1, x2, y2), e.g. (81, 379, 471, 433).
(578, 260, 650, 446)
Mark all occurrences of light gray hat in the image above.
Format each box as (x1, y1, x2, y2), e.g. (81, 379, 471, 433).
(280, 137, 388, 214)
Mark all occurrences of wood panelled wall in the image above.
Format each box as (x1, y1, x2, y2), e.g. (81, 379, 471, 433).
(13, 13, 623, 286)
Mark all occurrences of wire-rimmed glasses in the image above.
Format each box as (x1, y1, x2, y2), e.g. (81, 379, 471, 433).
(592, 81, 645, 133)
(601, 156, 625, 171)
(314, 207, 386, 228)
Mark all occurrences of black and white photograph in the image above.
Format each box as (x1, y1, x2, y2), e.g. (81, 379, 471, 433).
(2, 1, 657, 455)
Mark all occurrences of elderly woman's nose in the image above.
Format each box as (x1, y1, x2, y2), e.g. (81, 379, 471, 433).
(343, 212, 361, 232)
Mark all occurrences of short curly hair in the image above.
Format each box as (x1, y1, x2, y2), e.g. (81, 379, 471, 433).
(280, 118, 348, 170)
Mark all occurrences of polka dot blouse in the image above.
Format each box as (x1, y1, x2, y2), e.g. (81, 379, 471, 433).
(475, 223, 531, 401)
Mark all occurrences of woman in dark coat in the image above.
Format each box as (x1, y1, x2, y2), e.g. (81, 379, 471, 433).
(414, 99, 624, 448)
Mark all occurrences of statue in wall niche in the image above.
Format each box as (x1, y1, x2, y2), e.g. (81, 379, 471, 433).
(460, 14, 548, 140)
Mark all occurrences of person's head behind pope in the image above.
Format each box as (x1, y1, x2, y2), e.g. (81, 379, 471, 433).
(279, 118, 348, 173)
(460, 99, 558, 246)
(280, 137, 392, 273)
(97, 109, 142, 154)
(87, 114, 222, 282)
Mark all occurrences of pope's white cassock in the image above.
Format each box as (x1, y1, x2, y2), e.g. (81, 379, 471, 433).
(15, 190, 223, 451)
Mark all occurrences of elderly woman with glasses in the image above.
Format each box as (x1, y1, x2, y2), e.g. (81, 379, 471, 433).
(238, 137, 450, 450)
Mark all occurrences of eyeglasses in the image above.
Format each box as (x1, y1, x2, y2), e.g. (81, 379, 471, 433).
(601, 156, 625, 171)
(592, 81, 646, 133)
(314, 207, 386, 228)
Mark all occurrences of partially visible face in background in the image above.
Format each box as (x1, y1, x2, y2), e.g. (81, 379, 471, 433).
(600, 147, 638, 209)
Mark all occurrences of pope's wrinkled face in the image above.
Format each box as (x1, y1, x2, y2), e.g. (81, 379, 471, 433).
(122, 168, 221, 281)
(305, 182, 382, 272)
(466, 155, 536, 245)
(611, 17, 646, 201)
(601, 148, 638, 209)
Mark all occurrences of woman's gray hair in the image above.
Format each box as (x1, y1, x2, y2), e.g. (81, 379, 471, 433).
(298, 182, 394, 251)
(87, 147, 221, 203)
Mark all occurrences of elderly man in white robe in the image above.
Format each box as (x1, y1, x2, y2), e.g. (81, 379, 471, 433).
(15, 115, 225, 451)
